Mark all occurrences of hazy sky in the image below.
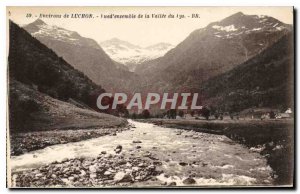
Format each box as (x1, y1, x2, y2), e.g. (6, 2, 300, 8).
(7, 6, 293, 47)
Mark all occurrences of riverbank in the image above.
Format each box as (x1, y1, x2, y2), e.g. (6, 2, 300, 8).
(138, 118, 294, 185)
(10, 125, 131, 156)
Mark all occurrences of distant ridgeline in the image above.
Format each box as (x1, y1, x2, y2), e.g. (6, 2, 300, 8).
(8, 20, 106, 110)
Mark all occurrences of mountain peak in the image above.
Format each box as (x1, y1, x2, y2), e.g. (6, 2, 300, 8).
(30, 19, 47, 26)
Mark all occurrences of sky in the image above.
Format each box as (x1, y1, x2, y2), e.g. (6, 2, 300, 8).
(7, 6, 293, 47)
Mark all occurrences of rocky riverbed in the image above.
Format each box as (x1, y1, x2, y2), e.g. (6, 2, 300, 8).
(9, 120, 274, 187)
(10, 126, 131, 156)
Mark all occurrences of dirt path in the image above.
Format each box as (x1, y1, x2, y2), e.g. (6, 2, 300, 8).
(10, 120, 273, 187)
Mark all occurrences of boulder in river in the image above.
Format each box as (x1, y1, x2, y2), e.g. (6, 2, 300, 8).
(133, 140, 142, 143)
(183, 177, 196, 185)
(114, 145, 122, 154)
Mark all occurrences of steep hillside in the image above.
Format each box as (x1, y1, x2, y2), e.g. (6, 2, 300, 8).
(8, 20, 127, 132)
(9, 80, 126, 132)
(135, 12, 292, 93)
(9, 20, 105, 109)
(200, 32, 294, 112)
(24, 19, 140, 92)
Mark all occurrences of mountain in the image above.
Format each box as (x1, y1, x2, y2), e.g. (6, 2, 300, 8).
(24, 19, 139, 92)
(100, 38, 174, 72)
(200, 32, 294, 112)
(9, 20, 104, 108)
(135, 12, 292, 93)
(8, 20, 126, 132)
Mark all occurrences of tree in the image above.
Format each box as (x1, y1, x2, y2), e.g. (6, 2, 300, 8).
(190, 110, 195, 117)
(200, 107, 210, 120)
(167, 109, 177, 119)
(269, 111, 276, 119)
(214, 112, 219, 120)
(141, 109, 151, 119)
(131, 113, 137, 119)
(178, 110, 184, 118)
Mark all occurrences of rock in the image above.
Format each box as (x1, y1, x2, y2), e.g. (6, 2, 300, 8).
(68, 176, 75, 181)
(136, 146, 142, 149)
(114, 172, 133, 183)
(51, 174, 57, 179)
(133, 140, 142, 143)
(35, 173, 43, 178)
(168, 182, 177, 186)
(104, 171, 112, 176)
(80, 170, 86, 177)
(90, 173, 97, 179)
(112, 132, 117, 136)
(147, 165, 155, 171)
(115, 145, 122, 154)
(153, 161, 162, 166)
(179, 162, 188, 166)
(89, 165, 97, 173)
(101, 151, 107, 154)
(183, 177, 196, 184)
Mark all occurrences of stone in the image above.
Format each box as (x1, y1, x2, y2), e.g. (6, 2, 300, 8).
(114, 172, 133, 183)
(90, 173, 97, 179)
(168, 182, 177, 186)
(35, 173, 43, 178)
(115, 145, 122, 154)
(104, 171, 112, 176)
(89, 165, 97, 173)
(136, 146, 142, 149)
(179, 162, 188, 166)
(147, 165, 156, 171)
(183, 177, 196, 185)
(133, 140, 142, 143)
(80, 170, 86, 176)
(101, 151, 107, 154)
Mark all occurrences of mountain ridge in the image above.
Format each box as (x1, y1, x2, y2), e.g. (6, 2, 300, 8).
(24, 19, 139, 92)
(135, 12, 292, 93)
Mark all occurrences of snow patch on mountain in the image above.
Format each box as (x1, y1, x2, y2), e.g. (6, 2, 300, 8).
(100, 38, 174, 72)
(25, 19, 100, 49)
(212, 25, 238, 32)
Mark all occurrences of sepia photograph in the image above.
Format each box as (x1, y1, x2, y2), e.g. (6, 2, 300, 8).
(6, 6, 294, 188)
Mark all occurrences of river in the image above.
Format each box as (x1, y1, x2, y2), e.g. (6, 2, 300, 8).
(10, 120, 273, 186)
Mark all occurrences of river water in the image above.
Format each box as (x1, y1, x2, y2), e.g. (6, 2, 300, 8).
(10, 120, 273, 186)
